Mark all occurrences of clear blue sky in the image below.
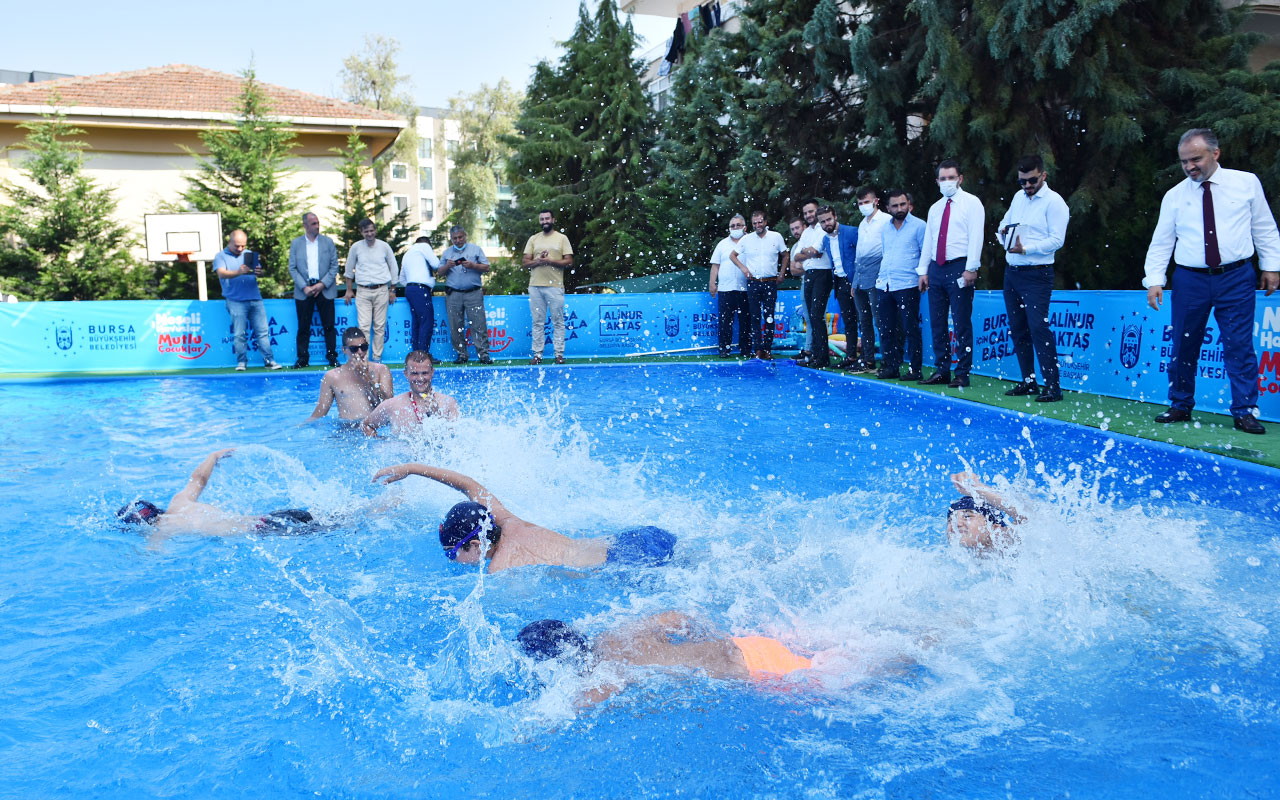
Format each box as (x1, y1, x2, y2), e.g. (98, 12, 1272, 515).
(4, 0, 674, 107)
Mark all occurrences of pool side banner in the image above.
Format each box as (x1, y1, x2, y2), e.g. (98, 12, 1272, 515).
(2, 290, 1278, 421)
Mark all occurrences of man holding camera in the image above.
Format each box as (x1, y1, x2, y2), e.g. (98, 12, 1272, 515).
(288, 212, 341, 368)
(438, 225, 493, 365)
(213, 229, 282, 371)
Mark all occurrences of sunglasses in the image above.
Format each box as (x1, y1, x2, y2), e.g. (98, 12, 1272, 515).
(1017, 175, 1042, 186)
(346, 343, 369, 353)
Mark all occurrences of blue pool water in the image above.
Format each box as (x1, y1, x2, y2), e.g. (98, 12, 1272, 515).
(1, 362, 1278, 798)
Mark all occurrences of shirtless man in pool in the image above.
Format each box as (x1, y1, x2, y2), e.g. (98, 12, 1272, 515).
(360, 350, 460, 436)
(371, 463, 675, 572)
(947, 471, 1025, 553)
(116, 449, 316, 543)
(306, 327, 394, 423)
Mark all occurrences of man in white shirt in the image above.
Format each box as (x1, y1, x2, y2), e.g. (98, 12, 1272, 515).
(730, 210, 789, 359)
(1143, 128, 1280, 434)
(709, 214, 752, 358)
(996, 155, 1071, 403)
(851, 187, 890, 370)
(342, 218, 399, 363)
(399, 235, 440, 356)
(918, 159, 987, 388)
(287, 211, 340, 368)
(793, 200, 834, 366)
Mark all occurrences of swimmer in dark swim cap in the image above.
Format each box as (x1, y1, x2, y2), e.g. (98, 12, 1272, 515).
(516, 612, 829, 707)
(116, 448, 318, 544)
(947, 471, 1024, 553)
(372, 463, 676, 573)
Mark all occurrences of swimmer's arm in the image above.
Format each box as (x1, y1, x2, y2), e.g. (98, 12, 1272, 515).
(360, 400, 392, 437)
(577, 683, 623, 708)
(172, 449, 234, 505)
(377, 365, 394, 401)
(372, 463, 512, 521)
(951, 472, 1027, 524)
(632, 611, 701, 640)
(439, 394, 461, 421)
(306, 374, 336, 421)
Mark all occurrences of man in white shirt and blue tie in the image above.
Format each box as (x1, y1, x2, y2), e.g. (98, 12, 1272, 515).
(1144, 128, 1280, 434)
(918, 159, 987, 388)
(996, 155, 1070, 402)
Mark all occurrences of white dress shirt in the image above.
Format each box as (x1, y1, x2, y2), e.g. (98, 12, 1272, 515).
(996, 184, 1070, 266)
(732, 230, 788, 278)
(305, 235, 319, 281)
(399, 242, 440, 288)
(855, 211, 889, 264)
(917, 187, 986, 274)
(798, 224, 832, 271)
(711, 237, 747, 292)
(1142, 166, 1280, 287)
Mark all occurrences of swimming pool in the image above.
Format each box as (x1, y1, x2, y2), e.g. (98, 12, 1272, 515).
(1, 362, 1277, 797)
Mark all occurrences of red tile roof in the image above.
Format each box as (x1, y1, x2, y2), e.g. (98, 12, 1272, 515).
(0, 64, 402, 123)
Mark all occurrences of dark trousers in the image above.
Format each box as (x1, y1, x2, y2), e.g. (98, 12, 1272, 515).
(294, 293, 336, 365)
(1168, 264, 1259, 416)
(875, 286, 923, 373)
(926, 258, 975, 376)
(832, 275, 858, 362)
(405, 283, 435, 353)
(1003, 265, 1059, 388)
(716, 290, 751, 356)
(852, 287, 877, 367)
(804, 269, 834, 364)
(746, 279, 779, 353)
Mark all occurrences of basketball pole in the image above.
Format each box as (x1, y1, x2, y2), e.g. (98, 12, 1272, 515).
(196, 261, 207, 301)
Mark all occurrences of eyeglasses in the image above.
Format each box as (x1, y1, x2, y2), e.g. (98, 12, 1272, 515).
(346, 343, 369, 353)
(1017, 175, 1042, 186)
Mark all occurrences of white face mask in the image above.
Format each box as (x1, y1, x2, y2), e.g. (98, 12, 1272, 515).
(729, 227, 745, 240)
(858, 202, 876, 218)
(938, 179, 960, 198)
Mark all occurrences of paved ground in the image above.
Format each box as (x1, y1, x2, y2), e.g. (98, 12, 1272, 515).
(8, 353, 1278, 469)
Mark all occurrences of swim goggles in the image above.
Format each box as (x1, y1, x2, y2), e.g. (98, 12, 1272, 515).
(444, 523, 482, 560)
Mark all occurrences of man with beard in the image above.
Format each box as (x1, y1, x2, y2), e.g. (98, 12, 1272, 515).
(523, 209, 574, 365)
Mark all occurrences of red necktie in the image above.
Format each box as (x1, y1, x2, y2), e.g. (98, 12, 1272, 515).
(1203, 181, 1221, 269)
(936, 199, 952, 265)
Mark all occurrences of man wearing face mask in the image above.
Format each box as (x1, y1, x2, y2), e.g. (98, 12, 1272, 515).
(851, 187, 889, 370)
(709, 214, 753, 358)
(918, 159, 987, 388)
(815, 206, 860, 370)
(876, 190, 927, 380)
(523, 209, 574, 365)
(1144, 128, 1280, 434)
(997, 155, 1070, 402)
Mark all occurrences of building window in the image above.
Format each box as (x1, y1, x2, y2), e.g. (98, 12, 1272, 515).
(393, 195, 409, 213)
(446, 139, 460, 158)
(418, 139, 432, 160)
(390, 162, 409, 181)
(419, 166, 433, 191)
(421, 198, 434, 222)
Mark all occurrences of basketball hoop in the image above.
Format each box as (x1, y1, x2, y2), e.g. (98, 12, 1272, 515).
(162, 251, 195, 263)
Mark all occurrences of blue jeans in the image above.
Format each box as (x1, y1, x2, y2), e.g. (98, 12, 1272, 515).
(404, 283, 435, 353)
(225, 298, 273, 365)
(926, 258, 975, 376)
(1168, 263, 1259, 416)
(1002, 265, 1058, 387)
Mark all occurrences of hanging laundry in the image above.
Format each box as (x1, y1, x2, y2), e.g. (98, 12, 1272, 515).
(665, 19, 686, 64)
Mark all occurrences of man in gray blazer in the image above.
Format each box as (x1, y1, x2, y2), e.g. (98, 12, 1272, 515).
(288, 211, 341, 368)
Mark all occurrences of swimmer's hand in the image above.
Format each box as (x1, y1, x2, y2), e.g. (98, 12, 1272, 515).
(950, 471, 984, 494)
(372, 464, 422, 485)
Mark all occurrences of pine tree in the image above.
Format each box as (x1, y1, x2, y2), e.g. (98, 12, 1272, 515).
(180, 67, 308, 298)
(501, 0, 655, 289)
(329, 130, 413, 257)
(0, 109, 151, 300)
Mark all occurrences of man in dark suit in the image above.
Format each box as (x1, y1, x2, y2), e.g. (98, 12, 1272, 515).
(288, 211, 341, 368)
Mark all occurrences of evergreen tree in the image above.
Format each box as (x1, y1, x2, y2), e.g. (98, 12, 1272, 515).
(180, 68, 308, 298)
(329, 130, 413, 256)
(340, 35, 419, 170)
(0, 109, 151, 300)
(501, 0, 655, 289)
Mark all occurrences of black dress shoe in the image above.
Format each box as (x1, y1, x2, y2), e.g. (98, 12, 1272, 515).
(1234, 415, 1266, 435)
(900, 371, 923, 381)
(810, 359, 830, 369)
(453, 356, 469, 364)
(1005, 382, 1040, 397)
(948, 376, 970, 388)
(919, 372, 950, 385)
(478, 356, 494, 365)
(327, 358, 339, 368)
(1036, 388, 1063, 403)
(876, 368, 899, 379)
(1154, 407, 1192, 423)
(836, 358, 859, 370)
(292, 361, 309, 369)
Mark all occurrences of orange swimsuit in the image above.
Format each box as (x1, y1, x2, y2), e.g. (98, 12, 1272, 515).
(731, 636, 813, 679)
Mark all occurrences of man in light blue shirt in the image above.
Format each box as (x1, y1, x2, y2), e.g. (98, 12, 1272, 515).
(996, 154, 1070, 402)
(437, 225, 492, 364)
(876, 190, 927, 380)
(213, 229, 282, 371)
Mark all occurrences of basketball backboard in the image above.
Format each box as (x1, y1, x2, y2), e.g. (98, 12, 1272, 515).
(144, 213, 223, 262)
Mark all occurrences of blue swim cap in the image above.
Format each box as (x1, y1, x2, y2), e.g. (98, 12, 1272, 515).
(516, 620, 588, 662)
(948, 496, 1007, 527)
(439, 501, 496, 558)
(117, 500, 163, 525)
